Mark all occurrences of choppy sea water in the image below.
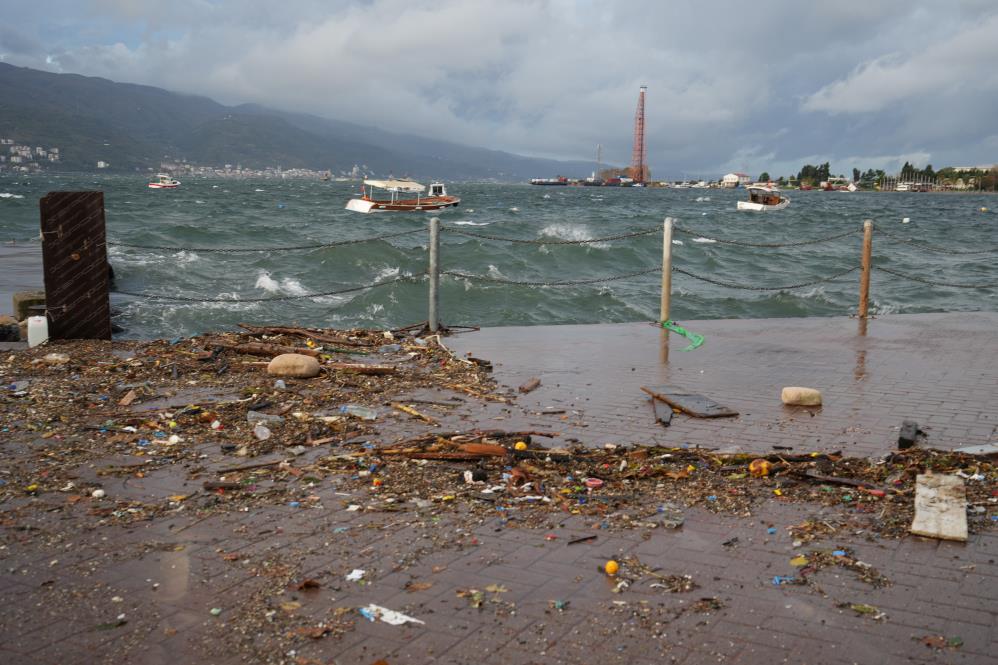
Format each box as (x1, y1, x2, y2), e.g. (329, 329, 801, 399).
(1, 174, 996, 338)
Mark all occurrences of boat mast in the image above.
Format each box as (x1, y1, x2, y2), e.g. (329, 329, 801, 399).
(596, 143, 602, 182)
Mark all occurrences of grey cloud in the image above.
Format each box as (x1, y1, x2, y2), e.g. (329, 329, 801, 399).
(2, 0, 996, 176)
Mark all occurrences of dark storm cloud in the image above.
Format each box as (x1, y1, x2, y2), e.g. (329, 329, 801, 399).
(2, 0, 997, 177)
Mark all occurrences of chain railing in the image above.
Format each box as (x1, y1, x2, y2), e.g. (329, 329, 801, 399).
(873, 266, 998, 289)
(106, 213, 996, 330)
(107, 228, 424, 253)
(672, 224, 862, 247)
(873, 227, 998, 255)
(115, 274, 425, 303)
(442, 226, 660, 244)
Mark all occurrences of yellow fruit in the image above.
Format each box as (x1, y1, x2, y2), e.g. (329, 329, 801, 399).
(514, 441, 527, 451)
(604, 560, 619, 576)
(748, 459, 772, 477)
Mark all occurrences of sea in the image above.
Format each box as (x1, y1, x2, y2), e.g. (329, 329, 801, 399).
(1, 174, 995, 339)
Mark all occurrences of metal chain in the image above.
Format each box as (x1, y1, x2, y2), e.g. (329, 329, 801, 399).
(673, 265, 860, 291)
(875, 227, 998, 255)
(114, 274, 425, 303)
(442, 226, 660, 245)
(107, 228, 424, 253)
(442, 266, 662, 287)
(673, 224, 861, 248)
(873, 265, 998, 289)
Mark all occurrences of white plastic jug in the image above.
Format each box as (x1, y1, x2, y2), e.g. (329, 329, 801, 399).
(27, 316, 48, 347)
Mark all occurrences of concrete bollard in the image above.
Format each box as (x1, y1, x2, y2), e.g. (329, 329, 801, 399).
(12, 291, 45, 322)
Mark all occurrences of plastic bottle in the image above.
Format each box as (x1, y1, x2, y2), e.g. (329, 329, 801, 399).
(339, 404, 378, 421)
(27, 316, 48, 347)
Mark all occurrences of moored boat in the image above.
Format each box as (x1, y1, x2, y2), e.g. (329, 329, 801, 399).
(148, 173, 180, 189)
(736, 185, 790, 211)
(530, 177, 569, 186)
(345, 179, 459, 213)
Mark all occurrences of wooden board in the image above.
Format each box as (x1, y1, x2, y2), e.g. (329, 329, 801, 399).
(910, 474, 968, 542)
(641, 385, 738, 418)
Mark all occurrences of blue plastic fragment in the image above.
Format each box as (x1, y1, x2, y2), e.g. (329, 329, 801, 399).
(832, 550, 847, 557)
(707, 495, 717, 502)
(333, 527, 349, 533)
(288, 501, 300, 508)
(358, 607, 376, 622)
(772, 575, 796, 586)
(767, 527, 777, 534)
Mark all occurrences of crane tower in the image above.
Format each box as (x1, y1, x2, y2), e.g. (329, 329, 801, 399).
(630, 85, 647, 183)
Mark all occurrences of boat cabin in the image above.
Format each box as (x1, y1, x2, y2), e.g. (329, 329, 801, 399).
(748, 187, 781, 206)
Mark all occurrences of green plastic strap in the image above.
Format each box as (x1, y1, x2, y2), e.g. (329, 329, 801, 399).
(660, 320, 705, 351)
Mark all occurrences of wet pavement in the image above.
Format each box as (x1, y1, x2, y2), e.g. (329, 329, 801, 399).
(2, 313, 997, 664)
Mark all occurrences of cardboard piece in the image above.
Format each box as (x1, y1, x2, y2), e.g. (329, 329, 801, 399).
(910, 474, 968, 542)
(641, 385, 738, 418)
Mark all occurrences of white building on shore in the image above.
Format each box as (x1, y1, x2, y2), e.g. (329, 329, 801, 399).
(722, 172, 751, 188)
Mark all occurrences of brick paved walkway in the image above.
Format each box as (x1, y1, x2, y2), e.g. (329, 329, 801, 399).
(449, 312, 998, 457)
(2, 313, 996, 664)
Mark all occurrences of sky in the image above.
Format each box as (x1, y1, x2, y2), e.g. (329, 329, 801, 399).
(2, 0, 997, 179)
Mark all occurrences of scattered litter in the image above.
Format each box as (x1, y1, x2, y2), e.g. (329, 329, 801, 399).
(358, 604, 425, 626)
(345, 569, 366, 582)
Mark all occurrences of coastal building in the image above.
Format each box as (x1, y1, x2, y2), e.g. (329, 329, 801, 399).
(97, 160, 109, 169)
(722, 172, 751, 188)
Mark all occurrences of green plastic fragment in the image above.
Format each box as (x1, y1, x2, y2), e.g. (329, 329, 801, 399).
(661, 320, 705, 351)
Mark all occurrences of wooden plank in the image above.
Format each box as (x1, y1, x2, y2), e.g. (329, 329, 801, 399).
(640, 385, 738, 418)
(910, 474, 968, 542)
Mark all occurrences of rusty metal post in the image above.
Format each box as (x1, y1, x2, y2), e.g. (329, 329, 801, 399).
(858, 219, 873, 318)
(39, 191, 111, 340)
(428, 217, 440, 333)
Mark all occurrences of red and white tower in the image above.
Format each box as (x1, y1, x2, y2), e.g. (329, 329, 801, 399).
(630, 85, 647, 183)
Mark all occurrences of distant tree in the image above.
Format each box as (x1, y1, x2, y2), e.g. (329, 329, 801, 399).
(777, 175, 787, 186)
(758, 171, 770, 182)
(852, 168, 860, 182)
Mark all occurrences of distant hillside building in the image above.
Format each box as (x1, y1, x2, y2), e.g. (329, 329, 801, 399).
(722, 172, 751, 188)
(97, 160, 109, 169)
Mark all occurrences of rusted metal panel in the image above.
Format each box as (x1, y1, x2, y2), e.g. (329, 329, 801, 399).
(39, 191, 111, 340)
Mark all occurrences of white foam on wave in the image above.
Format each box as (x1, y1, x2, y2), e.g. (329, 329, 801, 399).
(509, 207, 519, 212)
(692, 237, 716, 244)
(453, 220, 490, 226)
(255, 188, 265, 192)
(373, 266, 400, 282)
(487, 265, 506, 279)
(672, 239, 684, 246)
(255, 272, 281, 293)
(173, 250, 200, 264)
(0, 193, 25, 199)
(255, 271, 310, 296)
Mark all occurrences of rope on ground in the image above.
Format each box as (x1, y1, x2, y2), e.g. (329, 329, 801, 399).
(673, 224, 862, 248)
(113, 274, 425, 303)
(875, 227, 998, 255)
(441, 226, 660, 245)
(673, 265, 860, 291)
(873, 266, 998, 289)
(441, 266, 661, 287)
(107, 228, 424, 253)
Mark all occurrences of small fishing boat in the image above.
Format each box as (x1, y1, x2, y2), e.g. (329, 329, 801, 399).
(345, 179, 459, 213)
(148, 173, 180, 189)
(736, 185, 790, 211)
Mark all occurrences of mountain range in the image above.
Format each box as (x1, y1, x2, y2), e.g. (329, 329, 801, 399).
(0, 63, 597, 181)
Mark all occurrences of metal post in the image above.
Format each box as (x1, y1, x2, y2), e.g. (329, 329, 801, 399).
(661, 217, 673, 323)
(428, 217, 440, 333)
(659, 217, 674, 363)
(858, 219, 873, 318)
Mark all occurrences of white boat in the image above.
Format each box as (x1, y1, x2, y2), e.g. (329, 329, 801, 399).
(148, 173, 180, 189)
(345, 179, 460, 213)
(736, 185, 790, 211)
